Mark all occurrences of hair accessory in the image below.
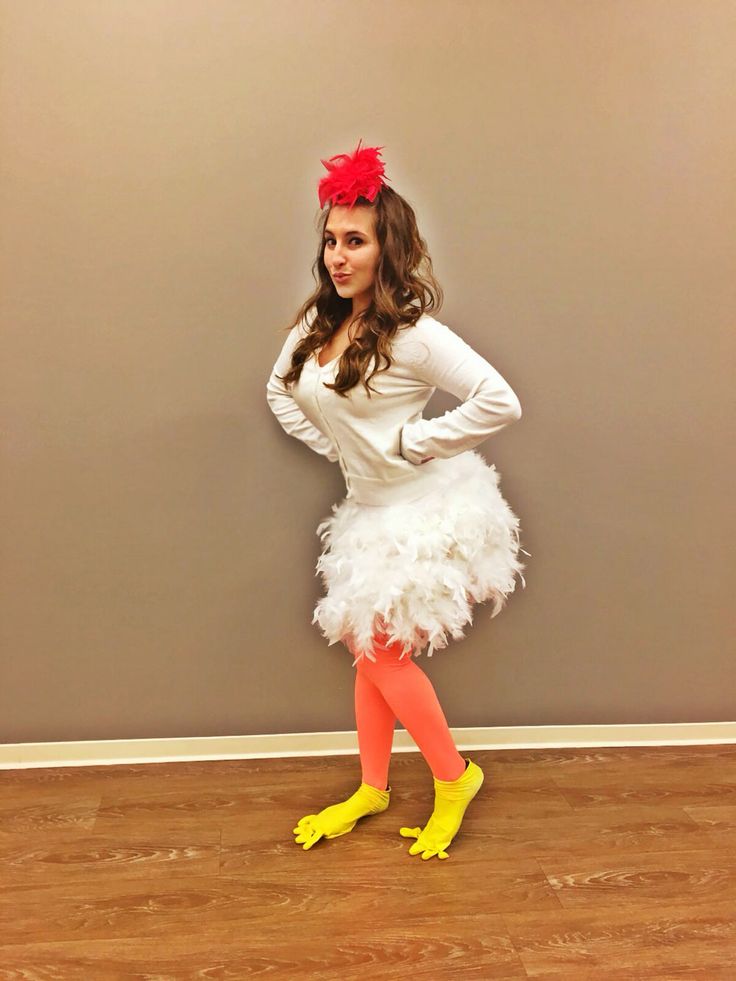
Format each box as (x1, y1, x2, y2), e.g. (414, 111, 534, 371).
(317, 138, 391, 209)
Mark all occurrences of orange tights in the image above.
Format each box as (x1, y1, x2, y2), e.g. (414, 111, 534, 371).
(354, 632, 466, 791)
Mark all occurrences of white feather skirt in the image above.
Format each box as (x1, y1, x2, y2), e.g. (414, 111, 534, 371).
(311, 449, 528, 666)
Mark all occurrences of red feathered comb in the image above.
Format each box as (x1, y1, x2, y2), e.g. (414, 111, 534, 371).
(317, 138, 391, 209)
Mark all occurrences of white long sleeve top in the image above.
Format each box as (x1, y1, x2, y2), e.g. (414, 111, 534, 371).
(265, 312, 522, 506)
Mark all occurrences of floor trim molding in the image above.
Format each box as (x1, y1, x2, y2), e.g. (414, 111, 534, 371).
(1, 721, 735, 769)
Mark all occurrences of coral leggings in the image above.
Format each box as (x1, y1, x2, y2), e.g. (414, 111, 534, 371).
(353, 631, 466, 790)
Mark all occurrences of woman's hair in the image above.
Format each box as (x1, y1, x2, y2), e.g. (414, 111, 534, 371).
(276, 185, 444, 398)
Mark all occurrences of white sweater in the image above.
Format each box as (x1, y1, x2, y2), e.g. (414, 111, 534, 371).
(266, 312, 522, 506)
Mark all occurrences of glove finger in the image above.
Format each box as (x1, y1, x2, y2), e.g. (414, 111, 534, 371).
(294, 820, 319, 843)
(399, 826, 421, 839)
(409, 839, 426, 855)
(295, 815, 317, 831)
(302, 829, 322, 850)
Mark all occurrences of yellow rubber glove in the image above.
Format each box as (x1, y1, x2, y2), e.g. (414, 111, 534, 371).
(400, 758, 484, 860)
(293, 782, 391, 850)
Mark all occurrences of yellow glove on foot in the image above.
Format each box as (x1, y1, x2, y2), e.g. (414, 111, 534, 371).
(400, 758, 484, 860)
(293, 782, 391, 850)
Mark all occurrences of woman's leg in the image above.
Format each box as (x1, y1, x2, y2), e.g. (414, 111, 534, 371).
(292, 633, 397, 849)
(355, 633, 466, 782)
(360, 633, 484, 861)
(354, 668, 396, 791)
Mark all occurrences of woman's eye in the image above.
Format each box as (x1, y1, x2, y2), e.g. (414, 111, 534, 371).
(325, 238, 362, 246)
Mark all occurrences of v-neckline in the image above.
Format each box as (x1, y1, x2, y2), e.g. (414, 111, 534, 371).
(315, 317, 363, 369)
(316, 349, 340, 369)
(313, 351, 342, 371)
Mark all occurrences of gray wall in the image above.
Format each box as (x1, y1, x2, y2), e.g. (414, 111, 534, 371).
(1, 1, 734, 743)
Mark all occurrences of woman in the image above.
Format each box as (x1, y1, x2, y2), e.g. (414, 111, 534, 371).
(266, 140, 528, 861)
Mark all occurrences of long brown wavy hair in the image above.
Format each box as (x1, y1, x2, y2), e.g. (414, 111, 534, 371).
(275, 185, 444, 398)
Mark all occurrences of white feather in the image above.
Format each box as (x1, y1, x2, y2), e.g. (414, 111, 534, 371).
(310, 450, 528, 665)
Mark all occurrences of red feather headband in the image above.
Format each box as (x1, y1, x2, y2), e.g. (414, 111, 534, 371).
(317, 138, 391, 209)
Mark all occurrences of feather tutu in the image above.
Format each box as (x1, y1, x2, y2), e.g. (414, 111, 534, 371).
(311, 450, 528, 666)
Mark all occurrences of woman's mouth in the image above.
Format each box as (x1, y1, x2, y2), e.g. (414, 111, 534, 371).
(334, 273, 351, 282)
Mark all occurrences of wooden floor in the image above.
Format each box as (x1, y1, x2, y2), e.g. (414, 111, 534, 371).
(0, 744, 734, 979)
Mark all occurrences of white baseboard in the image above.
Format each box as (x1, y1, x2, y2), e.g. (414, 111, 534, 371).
(1, 721, 735, 769)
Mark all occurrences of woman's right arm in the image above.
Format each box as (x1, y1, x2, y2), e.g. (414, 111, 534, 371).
(265, 323, 340, 462)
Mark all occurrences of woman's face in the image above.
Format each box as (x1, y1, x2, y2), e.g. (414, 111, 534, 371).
(323, 205, 380, 309)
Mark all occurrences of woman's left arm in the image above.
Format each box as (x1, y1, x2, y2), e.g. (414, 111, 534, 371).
(399, 319, 522, 465)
